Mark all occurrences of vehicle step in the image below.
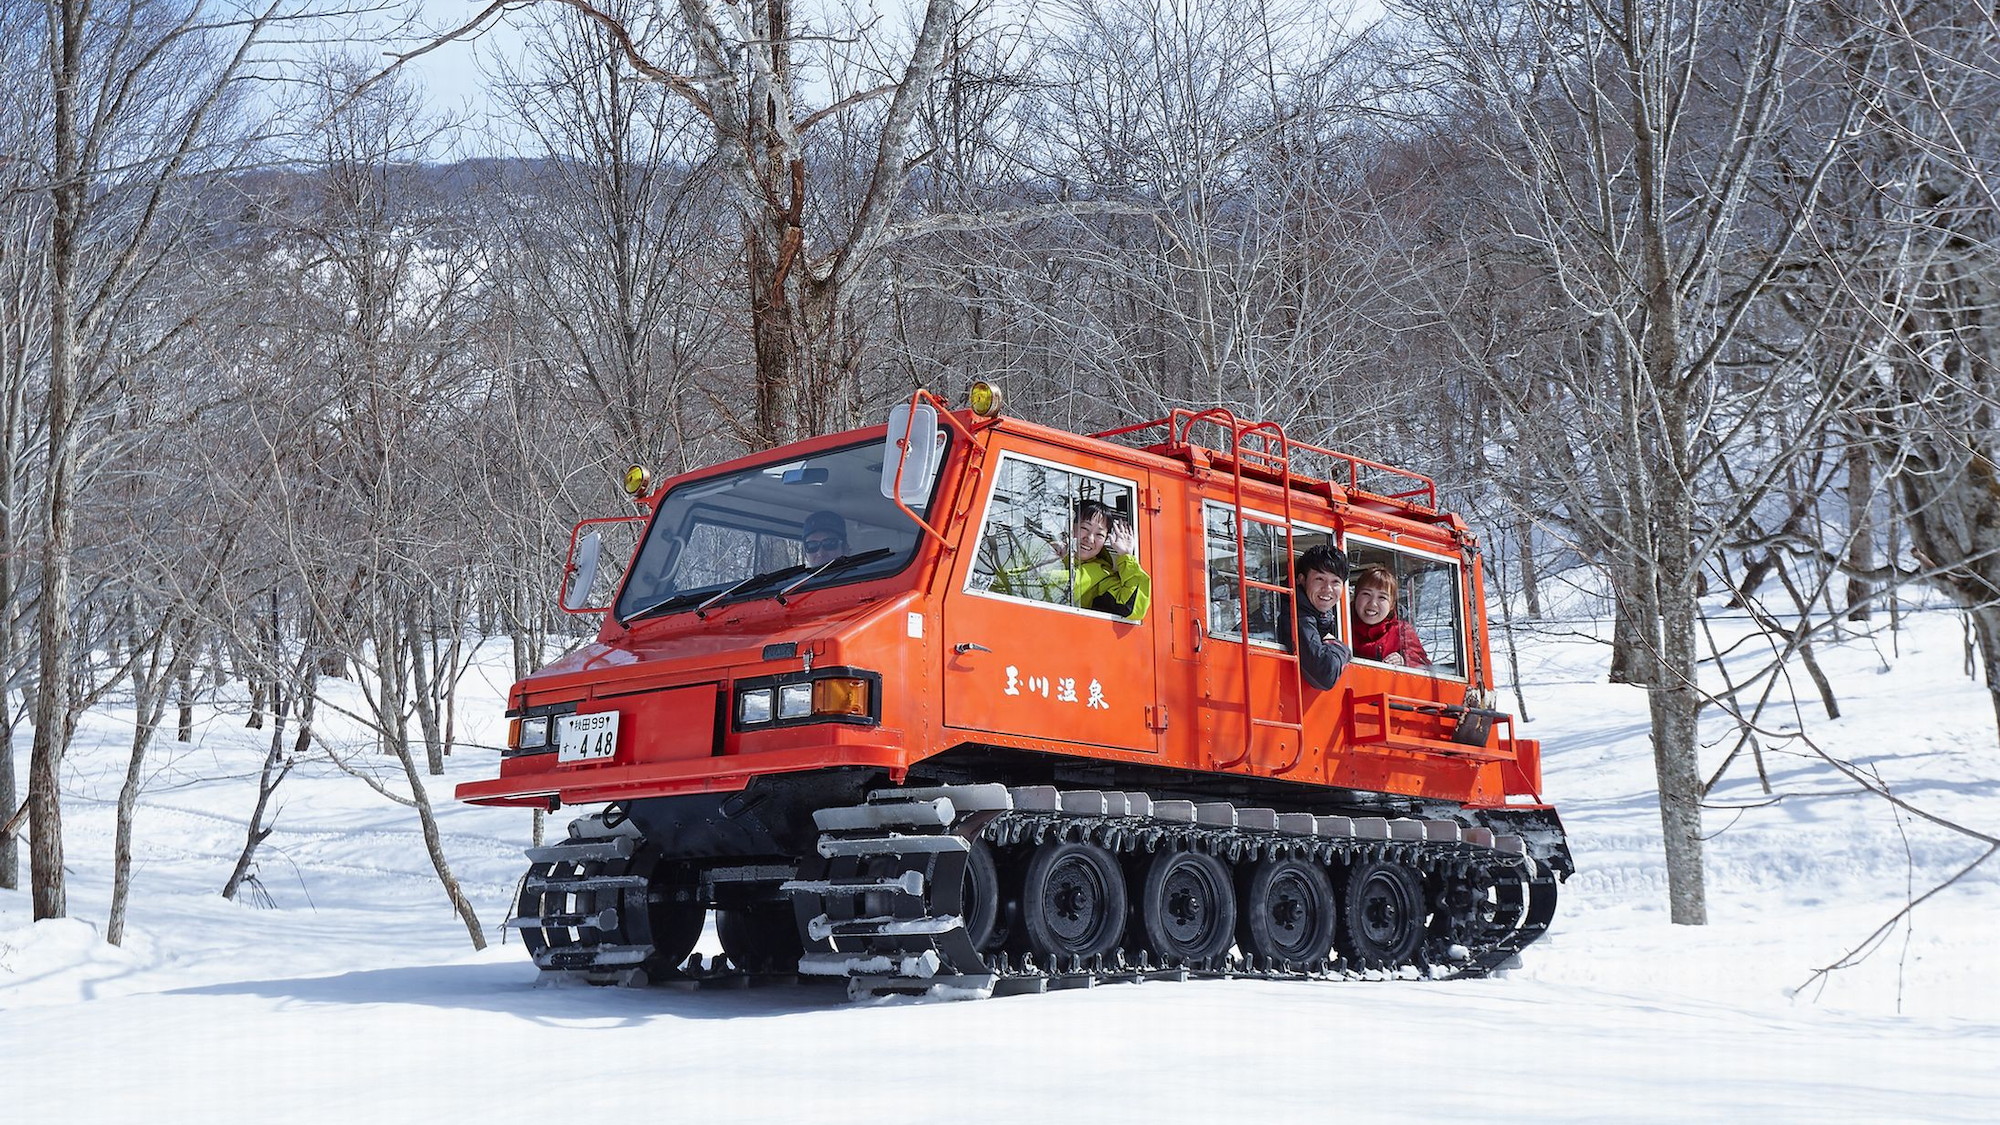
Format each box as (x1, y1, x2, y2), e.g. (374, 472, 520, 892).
(507, 907, 619, 931)
(816, 834, 968, 858)
(525, 836, 635, 864)
(781, 870, 926, 898)
(815, 799, 954, 831)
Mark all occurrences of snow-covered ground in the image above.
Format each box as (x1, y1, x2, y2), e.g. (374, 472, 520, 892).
(4, 608, 1997, 1122)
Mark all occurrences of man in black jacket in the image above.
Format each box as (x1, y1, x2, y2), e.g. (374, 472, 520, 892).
(1293, 544, 1352, 690)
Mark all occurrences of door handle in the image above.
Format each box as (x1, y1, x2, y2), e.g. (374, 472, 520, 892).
(954, 642, 992, 655)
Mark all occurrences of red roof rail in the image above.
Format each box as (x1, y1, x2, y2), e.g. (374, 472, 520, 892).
(1092, 409, 1438, 510)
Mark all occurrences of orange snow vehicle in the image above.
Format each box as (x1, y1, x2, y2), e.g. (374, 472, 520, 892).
(459, 388, 1570, 998)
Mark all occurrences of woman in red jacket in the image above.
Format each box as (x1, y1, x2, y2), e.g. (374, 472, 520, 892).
(1351, 565, 1430, 668)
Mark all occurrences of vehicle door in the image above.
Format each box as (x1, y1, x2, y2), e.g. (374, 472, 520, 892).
(942, 449, 1161, 756)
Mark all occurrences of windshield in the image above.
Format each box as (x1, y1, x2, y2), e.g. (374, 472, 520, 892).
(614, 436, 946, 623)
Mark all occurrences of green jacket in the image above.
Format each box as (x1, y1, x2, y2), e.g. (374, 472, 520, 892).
(992, 549, 1152, 621)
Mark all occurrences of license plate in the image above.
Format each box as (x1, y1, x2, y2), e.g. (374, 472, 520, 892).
(557, 711, 620, 763)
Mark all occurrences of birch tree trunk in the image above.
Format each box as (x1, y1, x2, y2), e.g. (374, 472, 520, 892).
(28, 0, 87, 920)
(1396, 0, 1860, 923)
(109, 620, 195, 945)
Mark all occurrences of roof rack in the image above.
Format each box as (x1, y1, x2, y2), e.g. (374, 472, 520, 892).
(1092, 408, 1438, 511)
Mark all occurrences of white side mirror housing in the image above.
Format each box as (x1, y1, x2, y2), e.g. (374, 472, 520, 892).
(562, 530, 602, 611)
(881, 403, 942, 503)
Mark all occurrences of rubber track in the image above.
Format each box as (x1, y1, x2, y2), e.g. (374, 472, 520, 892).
(791, 785, 1560, 1001)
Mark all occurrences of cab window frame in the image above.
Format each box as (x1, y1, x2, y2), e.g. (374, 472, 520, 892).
(963, 450, 1146, 620)
(1200, 500, 1335, 651)
(611, 435, 948, 623)
(1342, 534, 1468, 682)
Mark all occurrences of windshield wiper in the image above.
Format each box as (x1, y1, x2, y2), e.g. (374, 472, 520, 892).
(695, 565, 809, 619)
(623, 589, 711, 624)
(624, 565, 807, 625)
(775, 548, 894, 604)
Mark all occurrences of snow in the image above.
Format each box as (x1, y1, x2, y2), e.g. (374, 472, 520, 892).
(5, 609, 1998, 1122)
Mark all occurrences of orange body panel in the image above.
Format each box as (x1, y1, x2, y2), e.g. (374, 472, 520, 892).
(457, 405, 1548, 817)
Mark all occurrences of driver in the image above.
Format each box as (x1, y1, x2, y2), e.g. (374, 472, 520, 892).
(802, 510, 848, 567)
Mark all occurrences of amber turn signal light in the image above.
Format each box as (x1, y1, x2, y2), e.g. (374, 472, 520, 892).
(812, 677, 871, 717)
(622, 464, 652, 497)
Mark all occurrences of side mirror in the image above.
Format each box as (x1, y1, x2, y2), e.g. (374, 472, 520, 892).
(562, 529, 602, 612)
(881, 402, 942, 503)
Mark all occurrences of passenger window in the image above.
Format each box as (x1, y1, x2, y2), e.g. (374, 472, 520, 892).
(967, 455, 1142, 615)
(1203, 503, 1331, 646)
(1345, 541, 1464, 677)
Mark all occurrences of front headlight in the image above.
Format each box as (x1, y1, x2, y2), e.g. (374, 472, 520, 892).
(733, 670, 878, 730)
(518, 716, 550, 750)
(738, 687, 775, 725)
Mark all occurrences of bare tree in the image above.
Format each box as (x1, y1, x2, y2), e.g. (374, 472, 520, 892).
(106, 608, 198, 945)
(884, 0, 1402, 445)
(23, 0, 303, 920)
(230, 55, 487, 945)
(1816, 2, 2000, 732)
(482, 5, 730, 471)
(470, 0, 962, 446)
(0, 0, 54, 891)
(1393, 0, 1867, 923)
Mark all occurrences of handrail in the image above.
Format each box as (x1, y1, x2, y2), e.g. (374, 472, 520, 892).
(1203, 410, 1306, 774)
(1094, 408, 1437, 510)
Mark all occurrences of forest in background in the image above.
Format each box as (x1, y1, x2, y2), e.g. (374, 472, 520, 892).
(2, 0, 1995, 943)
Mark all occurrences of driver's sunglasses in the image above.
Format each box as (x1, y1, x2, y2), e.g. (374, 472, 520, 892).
(804, 537, 845, 554)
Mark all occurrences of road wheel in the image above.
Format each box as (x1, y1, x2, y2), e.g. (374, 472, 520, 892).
(1338, 858, 1426, 970)
(959, 839, 1008, 953)
(717, 903, 804, 973)
(1238, 857, 1337, 965)
(1135, 848, 1236, 963)
(1020, 841, 1127, 960)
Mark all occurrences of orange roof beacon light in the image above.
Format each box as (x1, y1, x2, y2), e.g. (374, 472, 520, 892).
(621, 464, 652, 499)
(460, 390, 1571, 1001)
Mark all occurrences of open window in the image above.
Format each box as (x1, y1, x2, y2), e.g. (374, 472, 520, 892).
(966, 453, 1143, 617)
(1343, 538, 1465, 679)
(1202, 502, 1333, 646)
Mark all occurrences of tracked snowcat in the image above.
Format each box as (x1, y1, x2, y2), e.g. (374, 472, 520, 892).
(459, 388, 1570, 999)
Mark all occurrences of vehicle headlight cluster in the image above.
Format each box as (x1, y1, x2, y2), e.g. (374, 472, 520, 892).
(506, 703, 577, 757)
(734, 671, 876, 730)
